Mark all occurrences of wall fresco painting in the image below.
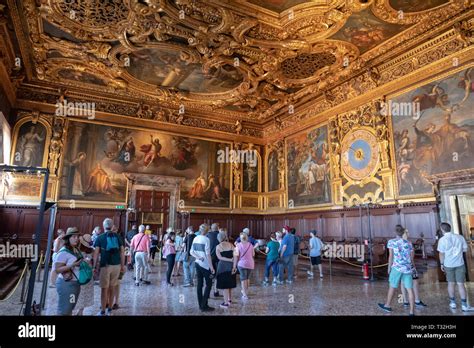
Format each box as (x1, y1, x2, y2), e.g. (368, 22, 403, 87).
(287, 125, 331, 207)
(12, 121, 47, 167)
(60, 121, 231, 207)
(392, 67, 474, 197)
(267, 150, 279, 192)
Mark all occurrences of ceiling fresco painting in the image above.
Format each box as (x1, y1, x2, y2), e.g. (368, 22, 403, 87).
(330, 9, 408, 54)
(0, 0, 470, 131)
(388, 0, 449, 13)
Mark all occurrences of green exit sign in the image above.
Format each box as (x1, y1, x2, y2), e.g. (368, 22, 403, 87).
(115, 205, 125, 209)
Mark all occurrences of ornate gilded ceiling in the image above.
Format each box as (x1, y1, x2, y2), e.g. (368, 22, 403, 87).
(1, 0, 472, 133)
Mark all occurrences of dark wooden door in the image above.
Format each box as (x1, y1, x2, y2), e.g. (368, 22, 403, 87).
(135, 190, 170, 231)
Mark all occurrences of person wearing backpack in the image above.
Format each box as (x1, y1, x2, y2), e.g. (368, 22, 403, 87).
(291, 228, 300, 279)
(74, 233, 95, 315)
(53, 227, 83, 315)
(93, 218, 125, 316)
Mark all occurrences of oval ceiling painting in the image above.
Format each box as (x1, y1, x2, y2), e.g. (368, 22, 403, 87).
(126, 48, 243, 94)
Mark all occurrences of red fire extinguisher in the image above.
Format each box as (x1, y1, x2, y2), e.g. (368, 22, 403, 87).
(362, 261, 369, 280)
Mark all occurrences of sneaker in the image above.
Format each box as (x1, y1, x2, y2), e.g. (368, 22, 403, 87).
(272, 280, 277, 286)
(450, 302, 457, 309)
(277, 281, 285, 285)
(143, 280, 151, 285)
(220, 302, 229, 309)
(214, 291, 222, 297)
(320, 274, 324, 279)
(183, 283, 193, 287)
(112, 304, 119, 310)
(135, 282, 139, 286)
(201, 306, 215, 312)
(286, 280, 293, 284)
(241, 295, 249, 300)
(97, 310, 106, 316)
(378, 303, 392, 312)
(462, 304, 474, 312)
(262, 281, 269, 286)
(403, 302, 409, 307)
(308, 276, 314, 279)
(167, 282, 174, 287)
(307, 271, 314, 276)
(415, 301, 427, 307)
(106, 308, 112, 316)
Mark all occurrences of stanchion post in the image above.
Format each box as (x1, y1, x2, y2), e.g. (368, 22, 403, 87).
(19, 260, 29, 303)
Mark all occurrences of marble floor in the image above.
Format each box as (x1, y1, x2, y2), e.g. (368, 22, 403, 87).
(1, 258, 474, 316)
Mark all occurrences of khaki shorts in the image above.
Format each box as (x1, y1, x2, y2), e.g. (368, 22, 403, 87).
(99, 264, 121, 289)
(445, 265, 466, 283)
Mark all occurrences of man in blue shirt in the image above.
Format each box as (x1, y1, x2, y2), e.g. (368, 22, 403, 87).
(278, 227, 295, 284)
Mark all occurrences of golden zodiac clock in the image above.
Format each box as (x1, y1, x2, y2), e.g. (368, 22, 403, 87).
(341, 128, 380, 181)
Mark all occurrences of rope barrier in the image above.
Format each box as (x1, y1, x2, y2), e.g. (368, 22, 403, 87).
(0, 262, 29, 302)
(257, 246, 389, 268)
(35, 252, 45, 273)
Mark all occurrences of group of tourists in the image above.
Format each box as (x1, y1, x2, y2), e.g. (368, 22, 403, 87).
(50, 217, 474, 316)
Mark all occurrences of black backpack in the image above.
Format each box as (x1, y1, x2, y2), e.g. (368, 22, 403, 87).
(293, 235, 300, 255)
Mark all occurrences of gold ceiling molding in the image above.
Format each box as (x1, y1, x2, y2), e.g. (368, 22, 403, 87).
(15, 86, 264, 139)
(263, 21, 473, 141)
(260, 2, 473, 129)
(3, 0, 472, 128)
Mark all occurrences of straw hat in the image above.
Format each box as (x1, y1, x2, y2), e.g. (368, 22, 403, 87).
(62, 227, 79, 239)
(79, 233, 92, 248)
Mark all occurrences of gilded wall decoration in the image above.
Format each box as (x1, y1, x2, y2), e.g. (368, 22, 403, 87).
(391, 66, 474, 198)
(329, 100, 395, 205)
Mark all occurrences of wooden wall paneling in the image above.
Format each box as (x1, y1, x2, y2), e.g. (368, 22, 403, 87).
(0, 209, 19, 237)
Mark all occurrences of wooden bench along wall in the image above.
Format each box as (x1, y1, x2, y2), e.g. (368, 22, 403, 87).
(0, 202, 438, 256)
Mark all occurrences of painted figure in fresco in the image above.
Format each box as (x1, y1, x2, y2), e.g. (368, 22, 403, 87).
(244, 163, 258, 192)
(171, 137, 198, 170)
(268, 151, 278, 191)
(188, 172, 206, 199)
(140, 135, 163, 168)
(412, 85, 450, 112)
(342, 15, 391, 50)
(69, 152, 87, 196)
(202, 174, 222, 203)
(16, 125, 45, 166)
(86, 163, 117, 195)
(112, 137, 136, 166)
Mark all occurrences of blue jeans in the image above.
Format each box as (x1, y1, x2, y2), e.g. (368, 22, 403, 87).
(56, 278, 80, 315)
(264, 259, 279, 279)
(183, 256, 195, 285)
(278, 255, 294, 281)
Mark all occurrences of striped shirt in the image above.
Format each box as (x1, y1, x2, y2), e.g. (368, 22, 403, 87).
(190, 235, 211, 270)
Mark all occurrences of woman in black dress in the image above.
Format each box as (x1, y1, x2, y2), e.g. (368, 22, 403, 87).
(216, 228, 236, 308)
